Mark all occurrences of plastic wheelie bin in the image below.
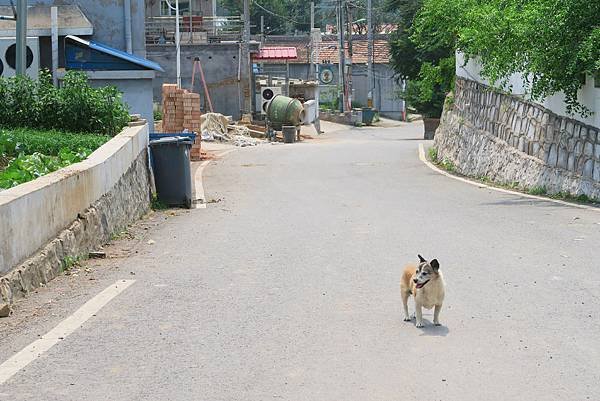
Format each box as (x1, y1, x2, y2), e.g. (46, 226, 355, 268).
(149, 136, 193, 208)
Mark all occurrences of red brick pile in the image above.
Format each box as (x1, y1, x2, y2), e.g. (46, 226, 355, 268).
(161, 83, 203, 161)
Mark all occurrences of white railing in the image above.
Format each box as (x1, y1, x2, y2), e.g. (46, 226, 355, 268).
(145, 16, 243, 45)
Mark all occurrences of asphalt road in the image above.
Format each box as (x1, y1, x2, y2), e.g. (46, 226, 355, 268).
(1, 122, 600, 401)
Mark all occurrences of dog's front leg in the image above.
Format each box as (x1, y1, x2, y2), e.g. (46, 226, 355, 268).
(415, 303, 424, 328)
(433, 304, 442, 326)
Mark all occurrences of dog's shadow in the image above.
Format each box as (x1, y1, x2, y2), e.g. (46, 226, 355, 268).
(419, 322, 449, 337)
(401, 318, 450, 337)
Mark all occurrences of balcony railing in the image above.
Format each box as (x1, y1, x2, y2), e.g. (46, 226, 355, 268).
(145, 16, 243, 45)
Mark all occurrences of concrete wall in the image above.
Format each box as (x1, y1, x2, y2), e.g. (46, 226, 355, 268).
(456, 52, 600, 129)
(435, 78, 600, 199)
(147, 43, 247, 120)
(32, 0, 146, 57)
(0, 124, 151, 282)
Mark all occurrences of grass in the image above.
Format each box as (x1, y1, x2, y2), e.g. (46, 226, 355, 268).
(0, 127, 109, 157)
(528, 186, 547, 196)
(426, 146, 599, 206)
(62, 255, 85, 272)
(151, 193, 168, 210)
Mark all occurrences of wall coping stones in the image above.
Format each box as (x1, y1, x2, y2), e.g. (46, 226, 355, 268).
(0, 124, 151, 306)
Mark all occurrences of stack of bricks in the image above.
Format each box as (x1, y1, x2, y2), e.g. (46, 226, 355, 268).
(183, 92, 202, 161)
(161, 84, 203, 161)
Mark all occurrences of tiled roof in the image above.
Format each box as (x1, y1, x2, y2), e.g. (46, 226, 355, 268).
(258, 38, 391, 65)
(253, 47, 298, 60)
(318, 39, 390, 64)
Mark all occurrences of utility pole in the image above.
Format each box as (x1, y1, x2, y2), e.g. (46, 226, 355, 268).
(16, 0, 27, 76)
(337, 0, 345, 113)
(367, 0, 373, 108)
(346, 2, 353, 110)
(241, 0, 252, 114)
(175, 0, 181, 87)
(308, 2, 315, 79)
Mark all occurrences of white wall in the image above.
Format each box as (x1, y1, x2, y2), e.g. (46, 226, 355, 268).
(456, 51, 600, 128)
(0, 124, 148, 275)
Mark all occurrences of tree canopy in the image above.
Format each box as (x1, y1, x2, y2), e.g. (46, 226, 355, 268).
(412, 0, 600, 116)
(387, 0, 454, 117)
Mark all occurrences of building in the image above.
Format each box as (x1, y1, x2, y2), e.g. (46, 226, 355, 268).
(259, 34, 404, 120)
(0, 1, 159, 126)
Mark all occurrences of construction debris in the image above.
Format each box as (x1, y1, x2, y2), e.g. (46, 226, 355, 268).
(200, 112, 264, 147)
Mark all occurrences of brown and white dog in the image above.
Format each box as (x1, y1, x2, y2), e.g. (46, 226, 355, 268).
(401, 255, 445, 328)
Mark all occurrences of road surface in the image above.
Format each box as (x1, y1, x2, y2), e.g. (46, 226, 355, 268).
(1, 122, 599, 400)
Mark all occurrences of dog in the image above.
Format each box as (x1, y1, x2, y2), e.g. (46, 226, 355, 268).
(401, 255, 445, 328)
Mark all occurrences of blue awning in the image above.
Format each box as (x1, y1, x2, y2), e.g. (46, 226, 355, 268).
(65, 35, 164, 72)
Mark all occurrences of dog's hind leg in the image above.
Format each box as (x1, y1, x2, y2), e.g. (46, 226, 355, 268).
(433, 304, 442, 326)
(401, 289, 411, 322)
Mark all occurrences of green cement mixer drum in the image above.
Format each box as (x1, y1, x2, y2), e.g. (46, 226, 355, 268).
(266, 95, 305, 130)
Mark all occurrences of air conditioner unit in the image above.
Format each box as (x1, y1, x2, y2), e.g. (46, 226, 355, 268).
(0, 37, 40, 79)
(256, 86, 282, 115)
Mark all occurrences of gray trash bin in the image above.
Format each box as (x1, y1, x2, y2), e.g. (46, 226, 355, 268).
(149, 136, 193, 208)
(282, 125, 296, 143)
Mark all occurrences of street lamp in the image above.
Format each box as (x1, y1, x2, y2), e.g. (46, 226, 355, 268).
(164, 0, 181, 87)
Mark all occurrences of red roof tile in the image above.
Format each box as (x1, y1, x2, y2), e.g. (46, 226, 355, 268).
(257, 39, 391, 65)
(253, 47, 298, 60)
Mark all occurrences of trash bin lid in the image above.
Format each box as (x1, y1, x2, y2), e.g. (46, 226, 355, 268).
(149, 136, 193, 146)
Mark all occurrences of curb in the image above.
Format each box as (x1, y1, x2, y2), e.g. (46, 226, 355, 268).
(417, 143, 600, 213)
(192, 148, 236, 209)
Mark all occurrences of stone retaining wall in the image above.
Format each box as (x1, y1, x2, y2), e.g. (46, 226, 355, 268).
(434, 78, 600, 199)
(0, 124, 151, 306)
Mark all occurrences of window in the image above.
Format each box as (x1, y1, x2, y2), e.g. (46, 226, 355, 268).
(160, 0, 190, 16)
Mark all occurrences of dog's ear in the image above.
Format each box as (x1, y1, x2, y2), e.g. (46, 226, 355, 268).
(430, 259, 440, 271)
(418, 254, 426, 263)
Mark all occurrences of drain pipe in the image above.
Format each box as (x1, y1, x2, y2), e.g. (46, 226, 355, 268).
(124, 0, 132, 53)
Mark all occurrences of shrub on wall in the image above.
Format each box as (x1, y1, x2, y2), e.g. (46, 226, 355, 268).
(0, 70, 130, 136)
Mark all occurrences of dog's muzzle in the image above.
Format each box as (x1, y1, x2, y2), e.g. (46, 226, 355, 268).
(415, 280, 430, 289)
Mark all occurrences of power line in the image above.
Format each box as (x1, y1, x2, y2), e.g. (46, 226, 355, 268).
(253, 1, 308, 25)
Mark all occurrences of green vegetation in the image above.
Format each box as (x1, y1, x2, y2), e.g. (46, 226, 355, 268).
(411, 0, 600, 116)
(528, 186, 548, 196)
(153, 108, 163, 122)
(151, 193, 168, 210)
(0, 71, 125, 189)
(0, 128, 108, 157)
(0, 129, 109, 189)
(387, 0, 454, 118)
(0, 70, 130, 136)
(62, 255, 85, 272)
(0, 148, 92, 189)
(427, 146, 438, 162)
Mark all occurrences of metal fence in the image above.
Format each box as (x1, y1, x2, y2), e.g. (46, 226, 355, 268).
(145, 16, 243, 45)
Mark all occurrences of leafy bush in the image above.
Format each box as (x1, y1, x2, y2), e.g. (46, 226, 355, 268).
(0, 70, 130, 136)
(0, 148, 91, 189)
(0, 128, 109, 157)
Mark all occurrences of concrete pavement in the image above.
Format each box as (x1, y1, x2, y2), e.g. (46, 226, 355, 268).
(1, 121, 600, 400)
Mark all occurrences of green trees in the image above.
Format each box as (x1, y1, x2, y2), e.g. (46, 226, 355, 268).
(411, 0, 600, 116)
(387, 0, 454, 118)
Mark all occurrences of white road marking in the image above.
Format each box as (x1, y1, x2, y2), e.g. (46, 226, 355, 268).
(418, 143, 600, 213)
(192, 149, 236, 209)
(0, 280, 136, 385)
